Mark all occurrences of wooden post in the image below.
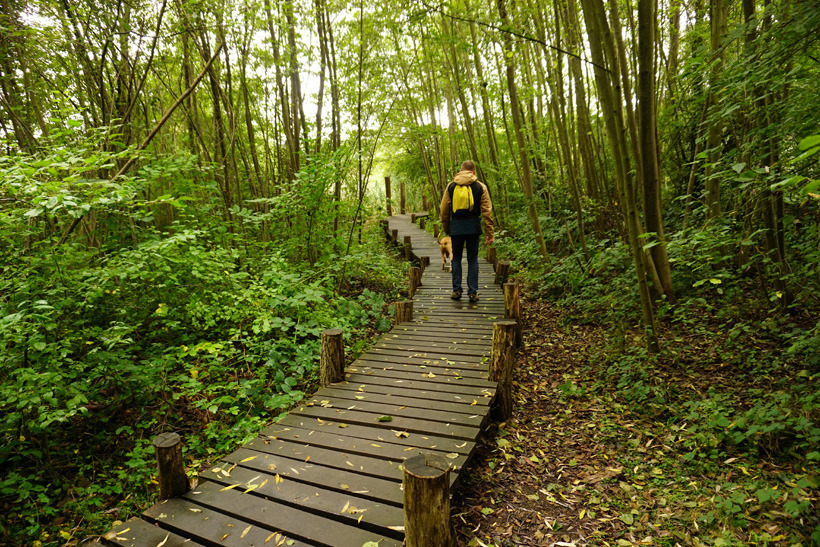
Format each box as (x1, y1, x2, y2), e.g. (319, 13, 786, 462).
(487, 246, 497, 271)
(409, 267, 422, 298)
(391, 228, 398, 243)
(490, 320, 518, 421)
(420, 255, 430, 275)
(404, 235, 413, 260)
(434, 224, 440, 238)
(394, 300, 413, 324)
(503, 282, 523, 347)
(385, 176, 393, 216)
(153, 433, 189, 500)
(494, 260, 510, 284)
(411, 213, 417, 223)
(403, 453, 455, 547)
(320, 328, 344, 386)
(419, 218, 426, 230)
(400, 182, 406, 214)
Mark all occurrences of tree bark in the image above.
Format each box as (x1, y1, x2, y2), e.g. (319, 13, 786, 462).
(497, 0, 549, 262)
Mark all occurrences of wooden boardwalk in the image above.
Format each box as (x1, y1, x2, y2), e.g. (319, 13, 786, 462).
(96, 214, 504, 547)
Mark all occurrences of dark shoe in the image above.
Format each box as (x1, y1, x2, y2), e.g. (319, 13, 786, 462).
(469, 293, 479, 303)
(450, 290, 462, 300)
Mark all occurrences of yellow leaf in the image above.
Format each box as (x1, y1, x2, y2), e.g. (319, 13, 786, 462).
(220, 483, 241, 491)
(240, 526, 251, 539)
(240, 455, 257, 463)
(740, 466, 750, 475)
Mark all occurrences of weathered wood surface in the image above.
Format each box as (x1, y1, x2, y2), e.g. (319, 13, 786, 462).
(95, 213, 503, 546)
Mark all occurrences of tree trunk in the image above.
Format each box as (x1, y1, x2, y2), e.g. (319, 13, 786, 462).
(497, 0, 550, 262)
(637, 0, 675, 301)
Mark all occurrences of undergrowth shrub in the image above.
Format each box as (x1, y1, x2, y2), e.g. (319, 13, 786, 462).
(0, 214, 403, 545)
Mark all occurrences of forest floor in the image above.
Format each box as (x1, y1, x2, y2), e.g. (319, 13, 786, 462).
(451, 299, 818, 547)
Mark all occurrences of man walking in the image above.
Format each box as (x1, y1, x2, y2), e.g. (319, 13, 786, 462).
(440, 160, 494, 302)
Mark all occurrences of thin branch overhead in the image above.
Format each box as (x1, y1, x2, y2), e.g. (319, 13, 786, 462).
(418, 1, 610, 73)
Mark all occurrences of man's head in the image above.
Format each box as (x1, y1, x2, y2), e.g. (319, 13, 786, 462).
(460, 160, 476, 173)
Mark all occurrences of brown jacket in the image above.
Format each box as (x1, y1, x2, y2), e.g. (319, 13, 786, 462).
(440, 170, 493, 237)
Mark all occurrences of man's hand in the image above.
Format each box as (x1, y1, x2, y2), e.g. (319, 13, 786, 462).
(486, 235, 494, 246)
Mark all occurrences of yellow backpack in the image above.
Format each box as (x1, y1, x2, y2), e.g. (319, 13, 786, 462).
(451, 184, 475, 214)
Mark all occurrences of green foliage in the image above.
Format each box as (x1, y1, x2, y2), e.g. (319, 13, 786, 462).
(0, 138, 404, 544)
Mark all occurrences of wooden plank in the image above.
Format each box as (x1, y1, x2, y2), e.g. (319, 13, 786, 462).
(304, 393, 484, 425)
(345, 373, 495, 397)
(289, 402, 480, 439)
(194, 470, 405, 538)
(379, 332, 493, 346)
(221, 447, 405, 505)
(144, 493, 400, 547)
(351, 358, 488, 378)
(373, 340, 491, 357)
(390, 324, 492, 336)
(331, 380, 493, 407)
(388, 327, 492, 339)
(310, 386, 490, 415)
(350, 359, 489, 380)
(98, 517, 205, 547)
(348, 366, 490, 389)
(361, 347, 485, 365)
(244, 435, 407, 482)
(267, 418, 475, 458)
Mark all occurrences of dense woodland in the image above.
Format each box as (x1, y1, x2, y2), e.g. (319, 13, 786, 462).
(0, 0, 818, 544)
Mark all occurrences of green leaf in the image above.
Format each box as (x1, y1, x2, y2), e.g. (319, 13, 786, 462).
(618, 513, 634, 525)
(798, 135, 820, 150)
(377, 415, 393, 422)
(731, 162, 746, 173)
(793, 145, 820, 162)
(771, 175, 804, 190)
(481, 507, 494, 515)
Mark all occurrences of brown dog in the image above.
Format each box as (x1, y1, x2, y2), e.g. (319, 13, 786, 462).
(438, 235, 453, 271)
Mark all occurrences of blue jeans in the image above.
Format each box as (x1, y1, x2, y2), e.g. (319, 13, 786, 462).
(451, 233, 480, 295)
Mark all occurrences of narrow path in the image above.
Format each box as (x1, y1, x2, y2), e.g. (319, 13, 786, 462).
(94, 214, 503, 547)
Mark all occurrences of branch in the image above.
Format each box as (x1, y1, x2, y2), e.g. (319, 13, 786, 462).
(418, 1, 610, 73)
(57, 42, 224, 246)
